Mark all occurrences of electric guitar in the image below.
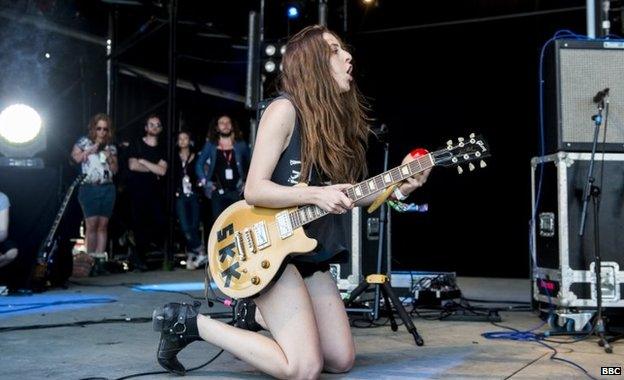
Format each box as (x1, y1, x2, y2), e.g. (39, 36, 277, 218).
(208, 134, 490, 299)
(32, 174, 86, 290)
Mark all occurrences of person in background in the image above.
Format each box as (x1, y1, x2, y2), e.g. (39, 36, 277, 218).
(174, 131, 204, 269)
(70, 113, 118, 260)
(195, 114, 250, 223)
(126, 114, 168, 271)
(0, 191, 18, 269)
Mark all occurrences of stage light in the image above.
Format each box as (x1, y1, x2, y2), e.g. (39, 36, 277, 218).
(287, 6, 300, 19)
(265, 44, 277, 57)
(0, 104, 46, 166)
(264, 60, 277, 73)
(362, 0, 375, 4)
(44, 53, 51, 59)
(280, 44, 287, 55)
(0, 104, 42, 144)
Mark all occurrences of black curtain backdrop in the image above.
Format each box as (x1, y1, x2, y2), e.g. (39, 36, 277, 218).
(353, 11, 586, 277)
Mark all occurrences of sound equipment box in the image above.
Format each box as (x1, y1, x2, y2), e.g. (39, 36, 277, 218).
(543, 39, 624, 153)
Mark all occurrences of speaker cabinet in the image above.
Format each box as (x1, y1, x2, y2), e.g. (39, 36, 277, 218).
(544, 39, 624, 153)
(531, 152, 624, 307)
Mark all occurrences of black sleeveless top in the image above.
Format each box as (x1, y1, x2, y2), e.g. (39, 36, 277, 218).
(270, 97, 349, 263)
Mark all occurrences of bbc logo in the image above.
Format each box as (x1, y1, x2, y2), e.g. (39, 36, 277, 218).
(601, 367, 622, 375)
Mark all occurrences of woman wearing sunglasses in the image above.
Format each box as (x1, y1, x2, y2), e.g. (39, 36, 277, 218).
(71, 113, 118, 266)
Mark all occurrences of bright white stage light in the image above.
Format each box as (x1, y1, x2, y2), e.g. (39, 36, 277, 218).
(0, 104, 43, 144)
(287, 6, 300, 19)
(265, 44, 276, 57)
(264, 60, 276, 73)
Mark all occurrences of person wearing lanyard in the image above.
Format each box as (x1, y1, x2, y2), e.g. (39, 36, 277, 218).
(195, 114, 250, 222)
(174, 131, 204, 269)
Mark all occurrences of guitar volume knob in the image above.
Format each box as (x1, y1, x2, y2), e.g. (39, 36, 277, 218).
(251, 276, 261, 285)
(261, 260, 270, 269)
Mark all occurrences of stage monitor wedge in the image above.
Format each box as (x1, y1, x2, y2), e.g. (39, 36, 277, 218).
(544, 39, 624, 153)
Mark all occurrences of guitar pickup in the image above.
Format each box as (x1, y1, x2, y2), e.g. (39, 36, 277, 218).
(276, 211, 294, 239)
(252, 221, 270, 250)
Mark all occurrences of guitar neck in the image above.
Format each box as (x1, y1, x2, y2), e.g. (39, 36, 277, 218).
(288, 154, 435, 228)
(38, 176, 84, 255)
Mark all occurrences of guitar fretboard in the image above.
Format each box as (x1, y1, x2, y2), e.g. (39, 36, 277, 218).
(288, 154, 435, 228)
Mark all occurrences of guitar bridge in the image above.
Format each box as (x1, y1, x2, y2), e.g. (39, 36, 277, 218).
(234, 231, 246, 261)
(243, 228, 256, 254)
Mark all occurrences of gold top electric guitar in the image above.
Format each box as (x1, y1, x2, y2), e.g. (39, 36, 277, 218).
(208, 134, 490, 299)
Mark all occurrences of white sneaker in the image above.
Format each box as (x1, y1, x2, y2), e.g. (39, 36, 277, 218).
(193, 254, 208, 269)
(185, 254, 197, 270)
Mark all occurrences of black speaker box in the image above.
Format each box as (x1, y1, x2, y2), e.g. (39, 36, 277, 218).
(544, 39, 624, 153)
(0, 167, 79, 290)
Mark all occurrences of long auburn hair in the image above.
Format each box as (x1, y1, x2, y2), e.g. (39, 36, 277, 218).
(206, 114, 243, 142)
(87, 113, 114, 145)
(280, 25, 369, 184)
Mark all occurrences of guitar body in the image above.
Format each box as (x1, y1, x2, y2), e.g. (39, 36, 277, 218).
(208, 200, 317, 299)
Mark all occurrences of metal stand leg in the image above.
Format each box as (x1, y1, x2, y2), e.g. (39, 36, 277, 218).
(381, 279, 424, 346)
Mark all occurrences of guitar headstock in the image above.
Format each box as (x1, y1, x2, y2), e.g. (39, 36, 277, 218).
(431, 133, 490, 174)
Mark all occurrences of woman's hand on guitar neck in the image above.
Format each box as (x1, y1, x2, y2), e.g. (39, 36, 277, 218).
(398, 152, 431, 197)
(312, 184, 354, 214)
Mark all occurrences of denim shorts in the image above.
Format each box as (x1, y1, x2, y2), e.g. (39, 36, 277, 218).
(78, 183, 116, 218)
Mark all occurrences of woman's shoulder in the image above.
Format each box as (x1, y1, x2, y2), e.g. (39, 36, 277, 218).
(261, 98, 296, 130)
(267, 97, 296, 114)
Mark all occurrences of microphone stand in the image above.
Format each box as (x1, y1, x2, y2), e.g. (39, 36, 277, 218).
(576, 93, 611, 353)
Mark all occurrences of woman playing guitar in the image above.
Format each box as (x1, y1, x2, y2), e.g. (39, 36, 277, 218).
(152, 25, 430, 378)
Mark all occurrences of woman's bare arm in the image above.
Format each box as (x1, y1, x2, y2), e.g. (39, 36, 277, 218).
(244, 99, 352, 213)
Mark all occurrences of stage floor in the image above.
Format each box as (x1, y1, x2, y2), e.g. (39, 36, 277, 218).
(0, 270, 620, 379)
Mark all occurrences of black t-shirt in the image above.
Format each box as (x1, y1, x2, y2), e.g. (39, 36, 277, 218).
(270, 98, 349, 264)
(213, 149, 240, 190)
(127, 138, 166, 189)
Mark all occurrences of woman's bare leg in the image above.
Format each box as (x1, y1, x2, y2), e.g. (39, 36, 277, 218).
(84, 217, 98, 253)
(95, 216, 109, 253)
(197, 264, 323, 379)
(304, 270, 355, 373)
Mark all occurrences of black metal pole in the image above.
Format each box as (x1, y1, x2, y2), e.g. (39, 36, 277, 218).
(318, 0, 328, 27)
(577, 97, 612, 352)
(373, 141, 390, 320)
(79, 57, 87, 127)
(343, 0, 348, 33)
(165, 0, 178, 270)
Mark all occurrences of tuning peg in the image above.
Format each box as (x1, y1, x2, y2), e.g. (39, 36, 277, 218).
(458, 137, 464, 142)
(480, 160, 487, 168)
(446, 139, 453, 146)
(457, 166, 463, 175)
(469, 133, 475, 139)
(469, 163, 475, 171)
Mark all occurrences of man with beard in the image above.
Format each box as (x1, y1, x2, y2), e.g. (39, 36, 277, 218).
(126, 114, 168, 271)
(196, 114, 250, 222)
